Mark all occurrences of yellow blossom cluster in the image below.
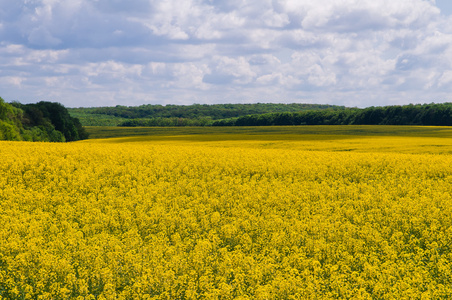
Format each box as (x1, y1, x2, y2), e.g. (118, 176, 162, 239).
(1, 134, 452, 299)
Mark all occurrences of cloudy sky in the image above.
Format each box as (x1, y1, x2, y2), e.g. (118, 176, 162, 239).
(1, 0, 452, 107)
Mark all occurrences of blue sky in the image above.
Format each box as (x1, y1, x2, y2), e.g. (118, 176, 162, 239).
(1, 0, 452, 108)
(436, 0, 452, 15)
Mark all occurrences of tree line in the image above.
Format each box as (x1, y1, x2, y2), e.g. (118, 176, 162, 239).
(118, 117, 213, 127)
(73, 103, 343, 120)
(0, 97, 88, 142)
(212, 103, 452, 126)
(115, 103, 452, 127)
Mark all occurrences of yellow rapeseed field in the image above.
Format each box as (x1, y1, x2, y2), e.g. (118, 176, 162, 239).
(1, 126, 452, 299)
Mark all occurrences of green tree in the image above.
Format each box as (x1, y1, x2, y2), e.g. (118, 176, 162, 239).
(22, 101, 89, 141)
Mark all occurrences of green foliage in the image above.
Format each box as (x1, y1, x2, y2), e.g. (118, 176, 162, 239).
(118, 117, 213, 127)
(69, 103, 344, 126)
(0, 97, 24, 141)
(0, 120, 22, 141)
(18, 101, 89, 142)
(67, 110, 126, 126)
(73, 102, 452, 128)
(0, 97, 88, 142)
(213, 103, 452, 126)
(94, 103, 342, 119)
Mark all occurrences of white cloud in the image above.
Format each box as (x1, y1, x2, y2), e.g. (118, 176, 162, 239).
(262, 10, 290, 28)
(203, 56, 256, 85)
(4, 76, 24, 87)
(438, 70, 452, 87)
(1, 0, 452, 107)
(28, 27, 62, 47)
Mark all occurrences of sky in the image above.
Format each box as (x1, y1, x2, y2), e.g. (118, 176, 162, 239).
(1, 0, 452, 108)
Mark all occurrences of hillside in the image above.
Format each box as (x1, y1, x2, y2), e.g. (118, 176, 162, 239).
(68, 103, 344, 126)
(69, 102, 452, 127)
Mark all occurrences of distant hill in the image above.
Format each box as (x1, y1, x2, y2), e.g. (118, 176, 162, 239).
(68, 103, 345, 126)
(0, 97, 88, 142)
(69, 102, 452, 127)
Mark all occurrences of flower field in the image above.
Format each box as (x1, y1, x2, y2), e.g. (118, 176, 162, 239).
(1, 126, 452, 299)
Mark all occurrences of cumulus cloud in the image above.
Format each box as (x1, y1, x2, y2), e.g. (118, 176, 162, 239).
(0, 0, 452, 107)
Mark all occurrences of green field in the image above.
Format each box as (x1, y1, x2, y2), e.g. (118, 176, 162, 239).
(85, 125, 452, 140)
